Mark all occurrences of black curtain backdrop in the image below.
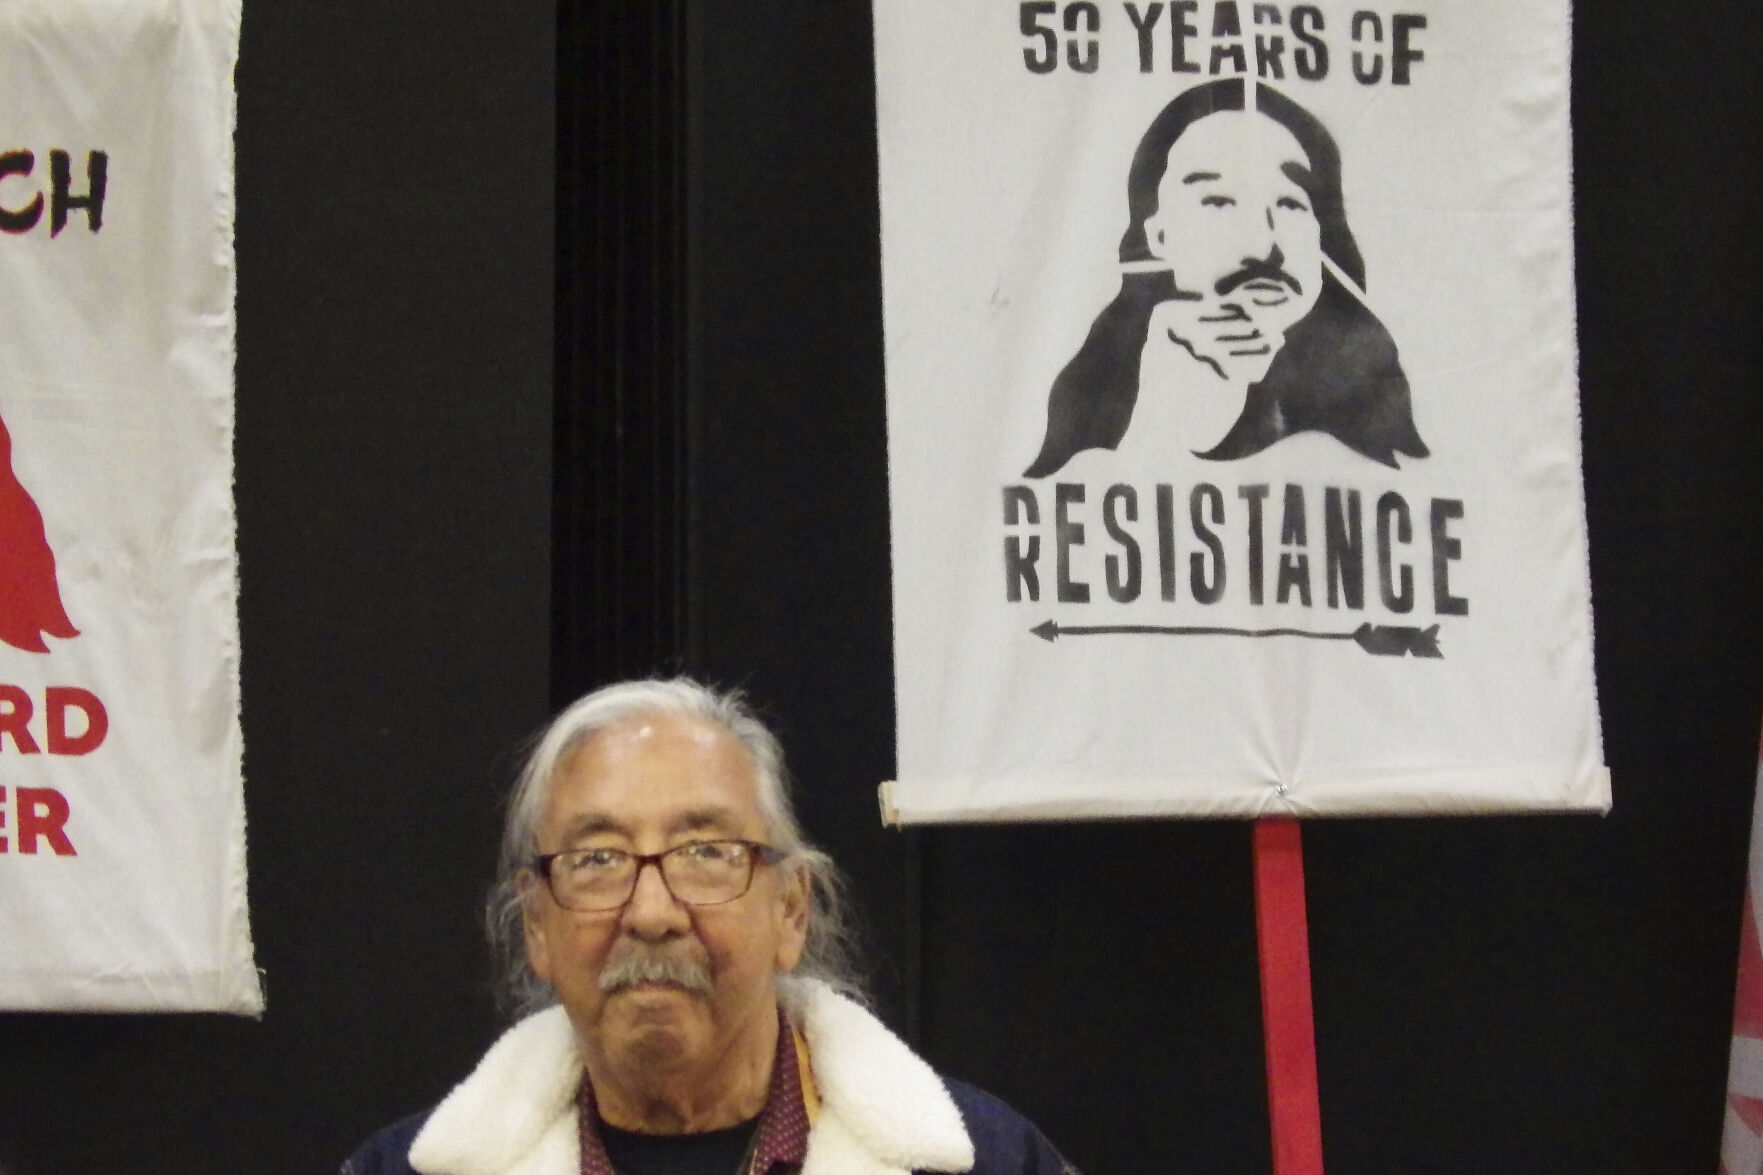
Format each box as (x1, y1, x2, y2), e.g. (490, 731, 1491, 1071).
(0, 2, 1758, 1174)
(0, 3, 553, 1173)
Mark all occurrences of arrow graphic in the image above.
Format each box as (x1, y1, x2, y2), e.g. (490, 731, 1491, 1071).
(1030, 620, 1443, 658)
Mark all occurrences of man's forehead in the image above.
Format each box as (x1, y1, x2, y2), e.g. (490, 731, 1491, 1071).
(541, 713, 767, 840)
(551, 803, 754, 845)
(1166, 111, 1308, 181)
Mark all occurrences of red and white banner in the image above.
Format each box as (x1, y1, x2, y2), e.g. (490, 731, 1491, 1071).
(0, 1, 258, 1012)
(1721, 717, 1763, 1174)
(875, 0, 1607, 821)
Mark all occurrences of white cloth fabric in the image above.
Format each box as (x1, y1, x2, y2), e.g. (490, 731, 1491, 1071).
(408, 981, 976, 1175)
(875, 0, 1607, 821)
(0, 0, 257, 1011)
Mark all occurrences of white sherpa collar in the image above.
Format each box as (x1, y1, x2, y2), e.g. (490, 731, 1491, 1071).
(408, 1005, 582, 1175)
(407, 980, 974, 1175)
(795, 981, 974, 1173)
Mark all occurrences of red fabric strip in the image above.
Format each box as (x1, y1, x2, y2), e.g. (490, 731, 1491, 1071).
(1254, 818, 1325, 1175)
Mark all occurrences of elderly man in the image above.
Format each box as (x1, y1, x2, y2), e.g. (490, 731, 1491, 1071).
(342, 678, 1078, 1175)
(1024, 77, 1429, 476)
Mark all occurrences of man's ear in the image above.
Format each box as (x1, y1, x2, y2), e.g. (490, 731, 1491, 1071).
(774, 863, 811, 973)
(518, 871, 555, 983)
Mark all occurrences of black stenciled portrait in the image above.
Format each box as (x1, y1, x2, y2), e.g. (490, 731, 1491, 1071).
(1024, 78, 1428, 478)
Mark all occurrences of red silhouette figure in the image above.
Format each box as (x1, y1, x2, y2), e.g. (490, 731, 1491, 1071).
(0, 410, 78, 652)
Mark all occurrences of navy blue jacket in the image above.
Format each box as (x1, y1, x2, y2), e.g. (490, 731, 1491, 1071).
(341, 1079, 1078, 1175)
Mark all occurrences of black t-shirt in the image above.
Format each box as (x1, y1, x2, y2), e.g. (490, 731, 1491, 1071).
(597, 1117, 760, 1175)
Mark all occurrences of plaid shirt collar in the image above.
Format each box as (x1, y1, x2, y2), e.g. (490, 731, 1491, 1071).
(576, 1007, 813, 1175)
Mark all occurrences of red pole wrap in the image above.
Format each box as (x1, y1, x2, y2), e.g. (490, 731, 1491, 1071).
(1254, 818, 1325, 1175)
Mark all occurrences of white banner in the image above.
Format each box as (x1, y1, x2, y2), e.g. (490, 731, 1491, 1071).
(0, 0, 259, 1011)
(876, 0, 1607, 821)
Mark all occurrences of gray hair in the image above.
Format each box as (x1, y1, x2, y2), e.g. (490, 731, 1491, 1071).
(486, 677, 866, 1018)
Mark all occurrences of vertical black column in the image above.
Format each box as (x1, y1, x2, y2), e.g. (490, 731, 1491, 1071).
(554, 0, 692, 700)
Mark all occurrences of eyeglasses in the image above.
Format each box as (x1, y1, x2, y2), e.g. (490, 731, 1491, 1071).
(531, 839, 785, 912)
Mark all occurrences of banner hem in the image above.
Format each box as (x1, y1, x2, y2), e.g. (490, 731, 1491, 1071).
(880, 766, 1612, 825)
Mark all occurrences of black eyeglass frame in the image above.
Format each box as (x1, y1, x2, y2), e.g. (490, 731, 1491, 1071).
(530, 839, 787, 911)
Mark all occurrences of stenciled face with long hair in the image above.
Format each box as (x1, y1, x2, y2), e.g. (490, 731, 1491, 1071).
(1141, 109, 1324, 386)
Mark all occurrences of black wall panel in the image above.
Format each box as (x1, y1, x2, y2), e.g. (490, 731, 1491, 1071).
(553, 2, 690, 694)
(0, 1, 1758, 1174)
(0, 3, 554, 1172)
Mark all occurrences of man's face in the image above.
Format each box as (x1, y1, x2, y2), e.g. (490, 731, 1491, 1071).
(522, 713, 809, 1086)
(1142, 110, 1324, 384)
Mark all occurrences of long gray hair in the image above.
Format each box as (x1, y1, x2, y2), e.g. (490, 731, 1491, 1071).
(485, 677, 866, 1018)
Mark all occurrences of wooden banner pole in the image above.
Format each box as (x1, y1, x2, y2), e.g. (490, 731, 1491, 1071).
(1254, 818, 1326, 1175)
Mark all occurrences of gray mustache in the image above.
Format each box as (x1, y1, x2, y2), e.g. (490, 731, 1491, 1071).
(599, 948, 713, 995)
